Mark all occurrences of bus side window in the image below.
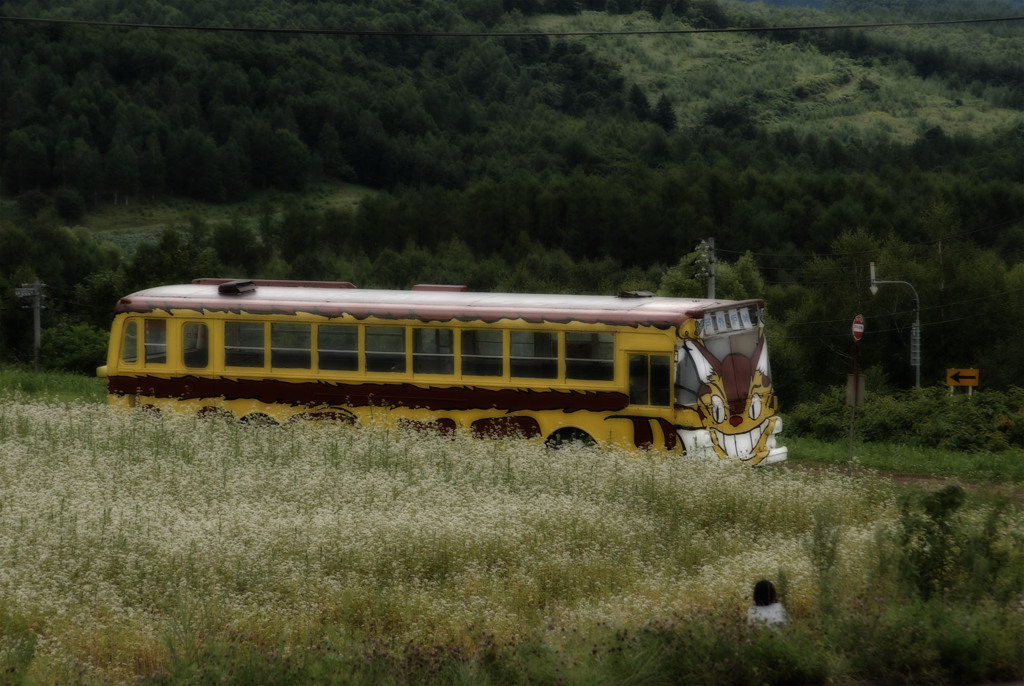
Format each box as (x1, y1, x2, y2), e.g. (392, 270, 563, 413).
(225, 322, 265, 368)
(183, 323, 209, 369)
(461, 329, 503, 377)
(413, 328, 454, 374)
(510, 331, 558, 379)
(365, 326, 406, 373)
(144, 319, 167, 365)
(629, 354, 671, 406)
(318, 325, 358, 371)
(565, 332, 614, 381)
(122, 320, 138, 364)
(271, 323, 311, 369)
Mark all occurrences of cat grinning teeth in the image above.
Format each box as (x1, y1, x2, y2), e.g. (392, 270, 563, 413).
(713, 419, 768, 459)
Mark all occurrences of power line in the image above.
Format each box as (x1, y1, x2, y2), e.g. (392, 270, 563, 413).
(2, 14, 1024, 37)
(775, 285, 1024, 331)
(775, 311, 991, 341)
(716, 216, 1024, 262)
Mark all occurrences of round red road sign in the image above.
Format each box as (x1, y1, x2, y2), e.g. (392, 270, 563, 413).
(852, 314, 865, 341)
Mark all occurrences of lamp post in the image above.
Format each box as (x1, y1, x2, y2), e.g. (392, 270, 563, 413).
(869, 262, 920, 387)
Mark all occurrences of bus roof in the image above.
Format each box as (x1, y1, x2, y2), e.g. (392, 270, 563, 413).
(114, 280, 763, 329)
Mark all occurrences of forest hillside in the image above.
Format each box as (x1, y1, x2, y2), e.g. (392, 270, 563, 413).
(2, 0, 1024, 401)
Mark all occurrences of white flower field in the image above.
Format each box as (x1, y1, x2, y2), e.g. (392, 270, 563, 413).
(0, 399, 968, 682)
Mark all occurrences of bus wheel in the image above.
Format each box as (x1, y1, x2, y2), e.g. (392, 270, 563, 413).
(545, 428, 595, 449)
(241, 412, 278, 427)
(197, 406, 234, 422)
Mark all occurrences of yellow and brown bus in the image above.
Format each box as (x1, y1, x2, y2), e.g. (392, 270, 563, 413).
(97, 278, 787, 464)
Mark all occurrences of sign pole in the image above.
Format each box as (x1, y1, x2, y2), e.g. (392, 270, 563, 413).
(848, 341, 859, 475)
(848, 315, 865, 475)
(32, 280, 41, 372)
(946, 368, 979, 397)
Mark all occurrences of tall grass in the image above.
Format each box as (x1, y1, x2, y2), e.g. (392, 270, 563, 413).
(1, 400, 1021, 683)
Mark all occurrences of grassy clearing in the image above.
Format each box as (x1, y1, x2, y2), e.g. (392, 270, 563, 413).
(0, 367, 107, 404)
(59, 182, 375, 250)
(787, 435, 1024, 484)
(522, 11, 1024, 142)
(0, 399, 1022, 684)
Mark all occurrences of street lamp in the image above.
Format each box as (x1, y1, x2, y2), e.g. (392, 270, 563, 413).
(869, 262, 921, 387)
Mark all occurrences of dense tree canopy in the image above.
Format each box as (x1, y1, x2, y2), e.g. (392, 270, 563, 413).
(1, 0, 1023, 403)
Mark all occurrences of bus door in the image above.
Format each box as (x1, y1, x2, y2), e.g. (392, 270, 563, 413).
(628, 353, 672, 407)
(625, 352, 675, 449)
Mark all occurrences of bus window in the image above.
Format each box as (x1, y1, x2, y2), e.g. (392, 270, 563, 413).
(318, 325, 358, 371)
(366, 326, 406, 373)
(413, 328, 454, 374)
(629, 354, 671, 406)
(511, 331, 557, 379)
(271, 323, 311, 369)
(461, 329, 503, 377)
(144, 319, 167, 365)
(122, 320, 138, 364)
(565, 332, 614, 381)
(183, 323, 209, 369)
(225, 322, 265, 368)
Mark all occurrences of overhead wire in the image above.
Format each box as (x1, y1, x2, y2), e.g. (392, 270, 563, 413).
(2, 13, 1024, 37)
(770, 284, 1024, 338)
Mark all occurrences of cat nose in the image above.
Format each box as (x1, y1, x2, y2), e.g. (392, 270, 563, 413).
(730, 416, 743, 427)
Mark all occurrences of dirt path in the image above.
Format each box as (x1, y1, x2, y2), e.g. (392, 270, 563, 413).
(783, 461, 1024, 502)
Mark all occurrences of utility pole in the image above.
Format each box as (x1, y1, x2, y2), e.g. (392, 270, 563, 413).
(869, 263, 921, 388)
(15, 280, 45, 372)
(706, 237, 715, 299)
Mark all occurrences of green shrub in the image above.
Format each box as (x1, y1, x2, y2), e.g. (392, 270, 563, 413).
(785, 387, 849, 441)
(0, 605, 37, 683)
(836, 599, 1024, 685)
(786, 386, 1024, 452)
(40, 321, 108, 375)
(896, 485, 968, 600)
(53, 187, 86, 224)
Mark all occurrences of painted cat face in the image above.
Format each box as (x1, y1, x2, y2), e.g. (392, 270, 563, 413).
(684, 336, 778, 462)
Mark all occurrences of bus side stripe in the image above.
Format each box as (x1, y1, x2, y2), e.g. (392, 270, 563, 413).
(108, 375, 630, 413)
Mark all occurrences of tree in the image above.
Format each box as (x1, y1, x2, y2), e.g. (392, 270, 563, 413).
(138, 134, 166, 196)
(105, 142, 140, 205)
(167, 128, 223, 201)
(210, 217, 262, 275)
(41, 321, 109, 375)
(653, 94, 676, 132)
(217, 138, 250, 202)
(658, 241, 712, 298)
(74, 269, 127, 329)
(267, 128, 310, 191)
(15, 191, 49, 222)
(54, 188, 86, 225)
(628, 84, 652, 122)
(658, 244, 765, 300)
(317, 123, 355, 181)
(4, 129, 50, 192)
(66, 138, 103, 204)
